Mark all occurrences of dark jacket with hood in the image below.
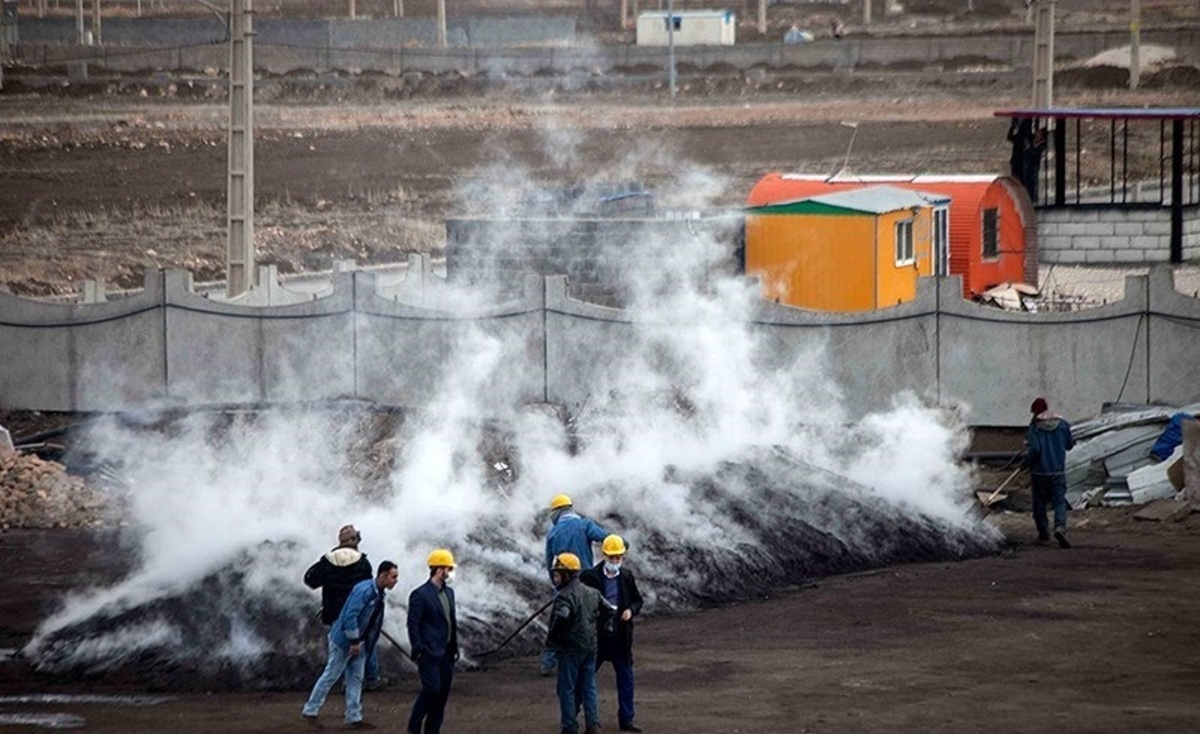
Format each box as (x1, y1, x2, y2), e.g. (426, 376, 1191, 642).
(580, 562, 643, 659)
(304, 546, 373, 625)
(546, 577, 613, 655)
(1026, 413, 1075, 477)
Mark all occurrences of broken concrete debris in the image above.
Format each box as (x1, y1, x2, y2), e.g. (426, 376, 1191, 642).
(0, 430, 108, 529)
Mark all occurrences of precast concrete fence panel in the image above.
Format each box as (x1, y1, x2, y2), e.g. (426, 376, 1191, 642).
(750, 277, 940, 420)
(1147, 267, 1200, 409)
(163, 270, 356, 406)
(938, 275, 1151, 426)
(353, 271, 546, 408)
(543, 275, 637, 411)
(0, 271, 166, 411)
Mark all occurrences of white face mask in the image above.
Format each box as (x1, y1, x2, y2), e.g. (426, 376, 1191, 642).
(604, 561, 622, 575)
(444, 569, 456, 585)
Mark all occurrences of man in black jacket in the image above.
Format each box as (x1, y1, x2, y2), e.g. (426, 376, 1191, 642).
(580, 535, 644, 733)
(304, 524, 384, 689)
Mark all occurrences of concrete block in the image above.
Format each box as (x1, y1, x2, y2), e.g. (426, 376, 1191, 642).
(1057, 223, 1094, 236)
(1144, 220, 1172, 236)
(1113, 222, 1144, 236)
(1074, 236, 1101, 250)
(1130, 233, 1165, 249)
(1038, 235, 1070, 250)
(1143, 250, 1172, 263)
(1051, 250, 1089, 264)
(1114, 249, 1146, 262)
(1085, 250, 1117, 264)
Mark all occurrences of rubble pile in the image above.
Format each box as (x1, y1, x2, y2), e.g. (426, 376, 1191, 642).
(0, 451, 108, 530)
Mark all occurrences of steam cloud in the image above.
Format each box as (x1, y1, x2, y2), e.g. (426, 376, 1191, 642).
(24, 119, 1000, 689)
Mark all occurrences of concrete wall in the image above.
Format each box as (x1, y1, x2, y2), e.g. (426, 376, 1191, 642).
(1, 264, 1198, 426)
(13, 26, 1198, 75)
(1038, 205, 1200, 265)
(12, 16, 576, 50)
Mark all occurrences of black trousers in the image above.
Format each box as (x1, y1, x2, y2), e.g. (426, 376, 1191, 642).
(408, 653, 455, 734)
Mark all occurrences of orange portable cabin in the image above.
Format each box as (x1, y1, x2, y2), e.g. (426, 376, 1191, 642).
(746, 173, 1037, 298)
(746, 185, 949, 312)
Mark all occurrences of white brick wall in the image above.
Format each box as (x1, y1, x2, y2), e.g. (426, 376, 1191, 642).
(1038, 206, 1200, 264)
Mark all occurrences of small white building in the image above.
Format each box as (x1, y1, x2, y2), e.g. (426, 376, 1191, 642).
(636, 10, 736, 47)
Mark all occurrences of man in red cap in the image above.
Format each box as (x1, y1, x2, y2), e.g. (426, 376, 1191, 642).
(1026, 397, 1075, 548)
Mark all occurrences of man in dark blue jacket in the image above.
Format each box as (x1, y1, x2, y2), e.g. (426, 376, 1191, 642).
(407, 549, 459, 734)
(302, 561, 398, 729)
(1026, 397, 1076, 548)
(580, 535, 644, 733)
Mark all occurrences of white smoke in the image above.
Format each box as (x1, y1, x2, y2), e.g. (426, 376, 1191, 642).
(25, 122, 997, 686)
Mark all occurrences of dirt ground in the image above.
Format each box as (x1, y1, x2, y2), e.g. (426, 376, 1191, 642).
(3, 510, 1200, 733)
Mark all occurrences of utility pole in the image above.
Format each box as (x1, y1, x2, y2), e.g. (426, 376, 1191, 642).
(863, 0, 870, 26)
(436, 0, 446, 47)
(75, 0, 85, 43)
(1129, 0, 1141, 90)
(757, 0, 765, 36)
(666, 0, 675, 99)
(91, 0, 101, 46)
(394, 0, 402, 17)
(348, 0, 354, 19)
(1031, 0, 1055, 108)
(226, 0, 254, 297)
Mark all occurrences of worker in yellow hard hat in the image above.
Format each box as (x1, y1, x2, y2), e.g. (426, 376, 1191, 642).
(406, 549, 459, 734)
(547, 553, 614, 734)
(542, 494, 610, 676)
(580, 535, 644, 732)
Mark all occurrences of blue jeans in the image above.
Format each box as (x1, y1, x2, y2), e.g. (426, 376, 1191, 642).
(1031, 473, 1068, 539)
(302, 635, 366, 724)
(408, 653, 455, 734)
(597, 637, 635, 726)
(365, 646, 380, 684)
(556, 650, 598, 733)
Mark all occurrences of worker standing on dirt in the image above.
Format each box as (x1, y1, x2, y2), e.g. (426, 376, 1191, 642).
(542, 494, 609, 676)
(547, 552, 614, 734)
(1026, 397, 1076, 549)
(302, 561, 399, 730)
(580, 535, 644, 733)
(406, 549, 460, 734)
(303, 524, 386, 691)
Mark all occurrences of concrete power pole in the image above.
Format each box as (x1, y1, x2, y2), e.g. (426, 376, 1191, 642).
(1129, 0, 1141, 90)
(348, 0, 355, 19)
(226, 0, 254, 298)
(758, 0, 766, 36)
(436, 0, 446, 47)
(666, 0, 675, 98)
(863, 0, 870, 26)
(91, 0, 101, 46)
(75, 0, 85, 43)
(1031, 0, 1055, 108)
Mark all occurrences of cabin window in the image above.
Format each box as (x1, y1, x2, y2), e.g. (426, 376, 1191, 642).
(982, 208, 999, 259)
(933, 208, 949, 276)
(895, 219, 915, 265)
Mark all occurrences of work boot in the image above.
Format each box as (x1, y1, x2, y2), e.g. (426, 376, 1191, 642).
(1054, 528, 1071, 549)
(1035, 535, 1052, 547)
(363, 677, 388, 692)
(302, 714, 324, 729)
(619, 724, 643, 732)
(584, 725, 602, 734)
(346, 722, 377, 730)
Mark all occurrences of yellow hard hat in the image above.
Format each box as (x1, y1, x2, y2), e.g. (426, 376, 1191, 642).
(552, 552, 581, 572)
(549, 494, 573, 511)
(426, 549, 456, 568)
(601, 535, 627, 556)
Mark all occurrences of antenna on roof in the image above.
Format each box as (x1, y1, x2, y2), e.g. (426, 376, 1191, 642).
(834, 121, 859, 179)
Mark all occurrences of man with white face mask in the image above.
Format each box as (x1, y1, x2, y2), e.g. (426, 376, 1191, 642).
(406, 549, 459, 734)
(580, 535, 644, 732)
